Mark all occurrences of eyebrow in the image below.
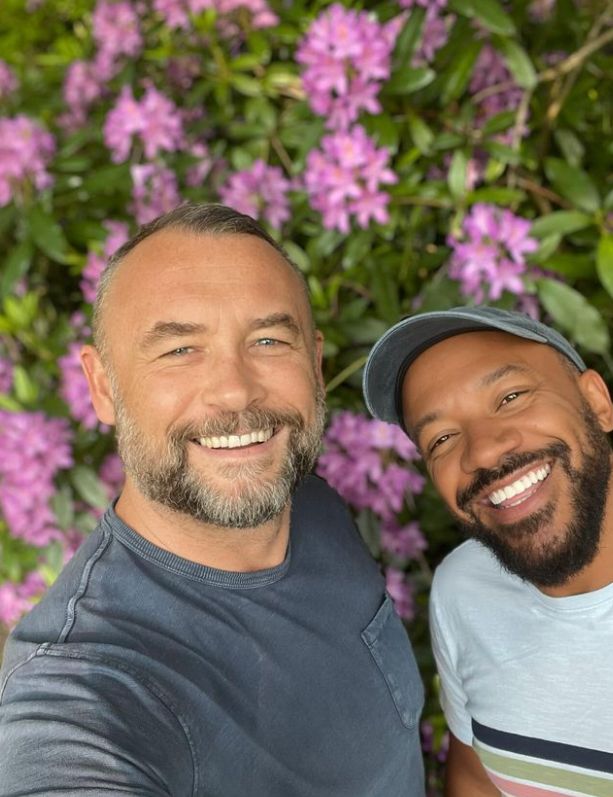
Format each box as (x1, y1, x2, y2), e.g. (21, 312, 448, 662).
(409, 363, 532, 445)
(139, 313, 301, 351)
(249, 313, 301, 336)
(140, 321, 207, 350)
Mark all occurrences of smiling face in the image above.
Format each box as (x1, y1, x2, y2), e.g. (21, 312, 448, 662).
(82, 229, 326, 529)
(402, 331, 613, 590)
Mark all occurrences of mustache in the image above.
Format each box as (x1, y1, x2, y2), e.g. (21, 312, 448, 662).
(172, 407, 306, 442)
(457, 441, 569, 512)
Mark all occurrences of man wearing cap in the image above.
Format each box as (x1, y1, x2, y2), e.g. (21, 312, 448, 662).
(363, 306, 613, 797)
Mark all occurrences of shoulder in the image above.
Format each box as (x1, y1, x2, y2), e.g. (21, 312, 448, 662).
(292, 474, 355, 526)
(431, 539, 524, 613)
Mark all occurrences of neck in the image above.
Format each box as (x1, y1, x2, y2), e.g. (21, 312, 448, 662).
(114, 479, 291, 572)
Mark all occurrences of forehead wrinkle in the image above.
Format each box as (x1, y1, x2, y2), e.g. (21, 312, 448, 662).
(478, 363, 531, 388)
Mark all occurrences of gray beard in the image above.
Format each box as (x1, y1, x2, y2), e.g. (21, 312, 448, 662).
(113, 391, 327, 529)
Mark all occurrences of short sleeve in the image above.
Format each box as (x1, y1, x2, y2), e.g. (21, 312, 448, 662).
(0, 648, 195, 796)
(429, 576, 473, 745)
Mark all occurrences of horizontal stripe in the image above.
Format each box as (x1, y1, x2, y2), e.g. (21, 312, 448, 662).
(476, 741, 613, 797)
(473, 719, 613, 775)
(489, 770, 595, 797)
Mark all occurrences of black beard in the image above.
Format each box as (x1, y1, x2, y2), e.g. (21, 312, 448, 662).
(455, 406, 612, 588)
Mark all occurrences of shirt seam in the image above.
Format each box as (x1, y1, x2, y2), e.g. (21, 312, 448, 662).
(36, 644, 200, 796)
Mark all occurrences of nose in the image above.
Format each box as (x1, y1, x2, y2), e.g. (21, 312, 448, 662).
(459, 420, 522, 475)
(200, 351, 265, 413)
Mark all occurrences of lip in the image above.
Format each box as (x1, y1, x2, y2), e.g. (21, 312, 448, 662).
(473, 460, 554, 523)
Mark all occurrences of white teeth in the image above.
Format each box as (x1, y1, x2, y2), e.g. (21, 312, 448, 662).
(197, 429, 274, 449)
(488, 463, 551, 506)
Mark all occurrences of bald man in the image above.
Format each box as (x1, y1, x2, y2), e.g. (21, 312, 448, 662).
(0, 205, 425, 796)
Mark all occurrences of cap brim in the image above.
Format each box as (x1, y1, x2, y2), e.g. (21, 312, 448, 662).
(362, 310, 547, 427)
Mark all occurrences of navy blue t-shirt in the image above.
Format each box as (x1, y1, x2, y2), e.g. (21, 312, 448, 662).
(0, 476, 425, 796)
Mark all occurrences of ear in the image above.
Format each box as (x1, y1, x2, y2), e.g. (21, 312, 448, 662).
(578, 369, 613, 433)
(80, 345, 117, 426)
(313, 330, 325, 391)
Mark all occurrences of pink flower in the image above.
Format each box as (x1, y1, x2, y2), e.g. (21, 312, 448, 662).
(0, 572, 46, 629)
(317, 411, 424, 523)
(0, 116, 55, 206)
(0, 60, 18, 99)
(385, 567, 416, 621)
(61, 59, 108, 129)
(305, 125, 397, 233)
(0, 410, 73, 546)
(219, 160, 291, 228)
(130, 163, 181, 224)
(297, 4, 400, 130)
(103, 84, 185, 163)
(381, 520, 427, 560)
(447, 204, 538, 302)
(470, 44, 523, 124)
(80, 220, 129, 304)
(92, 0, 143, 68)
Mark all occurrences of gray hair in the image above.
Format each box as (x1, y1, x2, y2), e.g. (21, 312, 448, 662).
(93, 203, 311, 358)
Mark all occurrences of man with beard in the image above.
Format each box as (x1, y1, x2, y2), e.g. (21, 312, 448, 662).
(0, 204, 425, 796)
(363, 306, 613, 797)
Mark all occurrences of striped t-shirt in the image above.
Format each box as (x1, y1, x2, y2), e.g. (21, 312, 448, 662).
(430, 539, 613, 797)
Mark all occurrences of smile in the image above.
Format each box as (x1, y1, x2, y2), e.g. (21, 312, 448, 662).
(487, 463, 551, 508)
(196, 429, 274, 449)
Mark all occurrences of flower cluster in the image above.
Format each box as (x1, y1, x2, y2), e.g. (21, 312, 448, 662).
(304, 125, 397, 232)
(61, 60, 108, 129)
(385, 567, 416, 621)
(317, 411, 424, 523)
(297, 5, 399, 131)
(0, 116, 55, 207)
(447, 203, 538, 301)
(0, 410, 73, 546)
(103, 84, 185, 163)
(219, 160, 292, 229)
(470, 44, 523, 125)
(400, 0, 453, 65)
(80, 220, 130, 304)
(92, 0, 143, 75)
(0, 60, 18, 99)
(131, 163, 181, 225)
(0, 572, 46, 629)
(155, 0, 277, 30)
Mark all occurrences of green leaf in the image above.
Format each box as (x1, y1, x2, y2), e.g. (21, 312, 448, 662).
(407, 112, 434, 154)
(545, 159, 601, 213)
(537, 279, 610, 354)
(51, 487, 75, 531)
(596, 234, 613, 299)
(26, 205, 69, 263)
(529, 233, 561, 264)
(447, 150, 468, 199)
(496, 38, 537, 89)
(1, 241, 33, 298)
(392, 6, 426, 70)
(530, 211, 593, 239)
(467, 187, 526, 205)
(440, 41, 481, 104)
(384, 66, 435, 95)
(3, 293, 38, 329)
(541, 253, 594, 279)
(12, 365, 39, 404)
(451, 0, 515, 34)
(70, 466, 109, 510)
(554, 129, 585, 168)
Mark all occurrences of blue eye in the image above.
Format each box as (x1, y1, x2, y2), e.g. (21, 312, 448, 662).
(165, 346, 193, 357)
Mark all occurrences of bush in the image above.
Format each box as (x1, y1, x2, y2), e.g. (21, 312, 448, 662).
(0, 0, 611, 791)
